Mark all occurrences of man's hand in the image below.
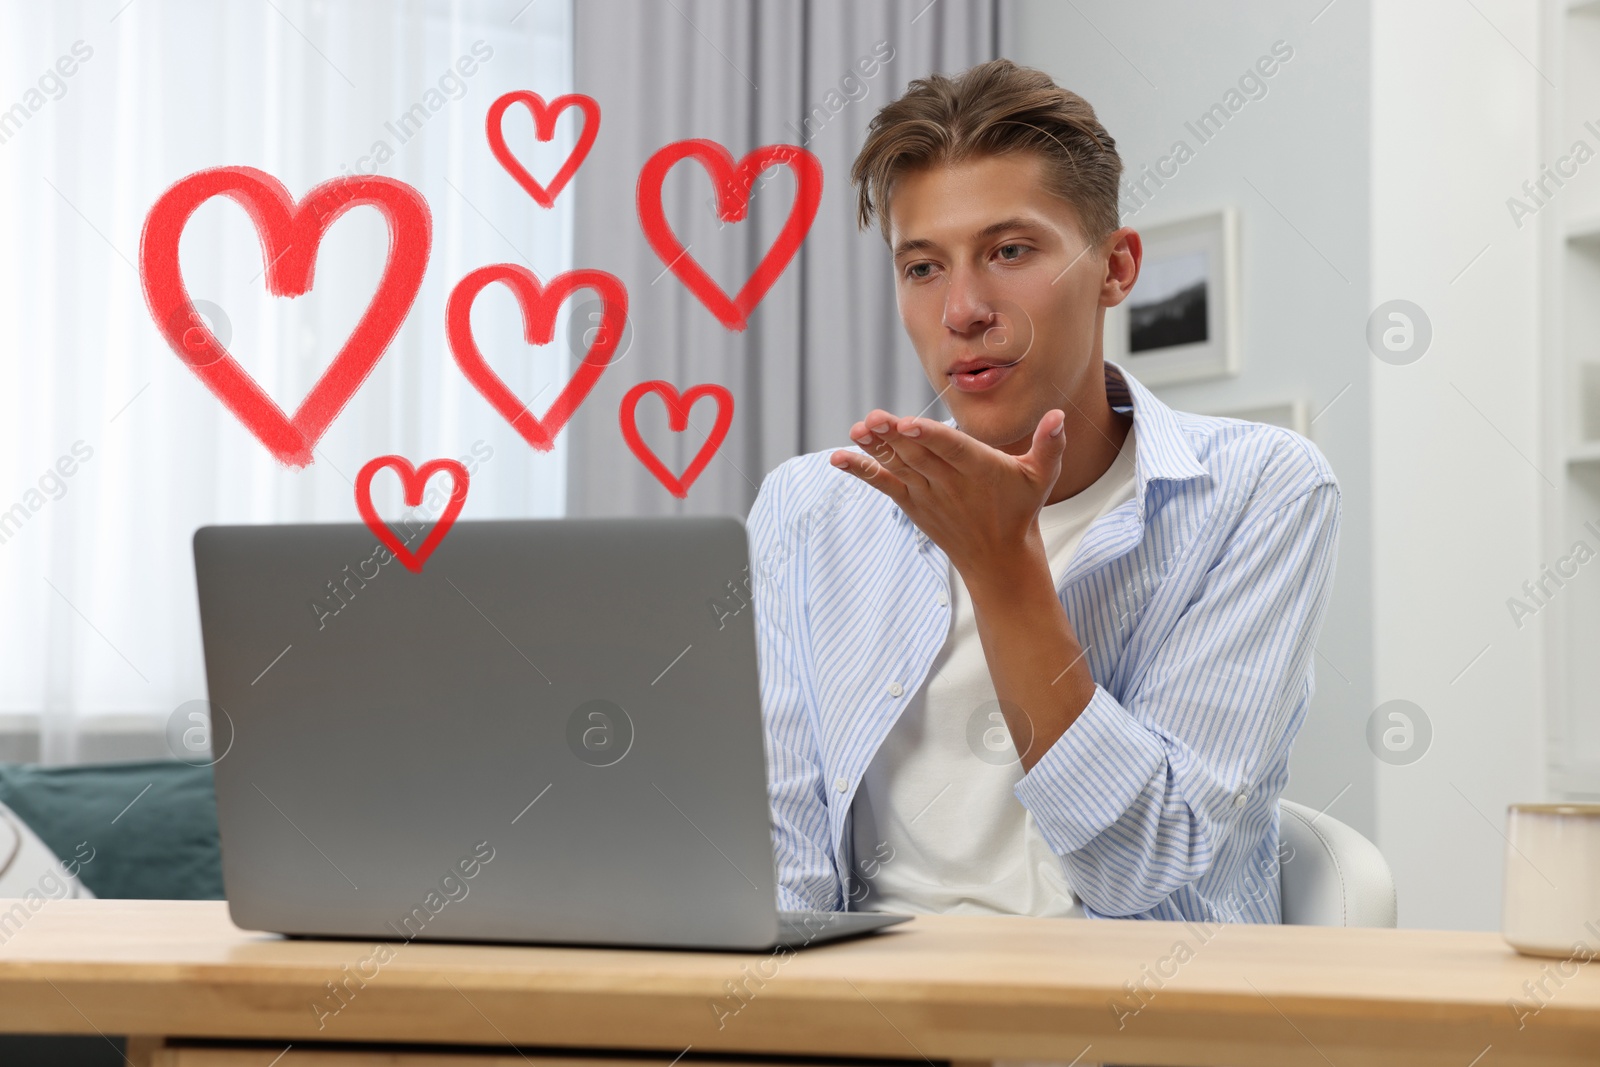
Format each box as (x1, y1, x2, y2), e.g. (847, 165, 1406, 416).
(829, 406, 1096, 771)
(829, 408, 1067, 584)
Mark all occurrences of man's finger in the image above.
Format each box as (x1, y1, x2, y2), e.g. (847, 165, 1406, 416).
(894, 416, 987, 475)
(830, 448, 911, 507)
(1024, 409, 1068, 485)
(875, 422, 958, 485)
(853, 408, 900, 442)
(851, 410, 925, 487)
(859, 437, 923, 490)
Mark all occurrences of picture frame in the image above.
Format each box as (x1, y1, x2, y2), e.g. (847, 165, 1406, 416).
(1105, 207, 1240, 386)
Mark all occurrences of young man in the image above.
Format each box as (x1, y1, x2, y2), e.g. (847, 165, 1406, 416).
(747, 59, 1341, 925)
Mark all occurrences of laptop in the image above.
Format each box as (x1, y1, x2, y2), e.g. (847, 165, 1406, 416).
(192, 517, 910, 951)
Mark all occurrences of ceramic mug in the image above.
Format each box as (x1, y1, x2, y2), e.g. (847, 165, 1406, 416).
(1501, 803, 1600, 959)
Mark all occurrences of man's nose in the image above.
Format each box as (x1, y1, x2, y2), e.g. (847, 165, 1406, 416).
(941, 266, 998, 336)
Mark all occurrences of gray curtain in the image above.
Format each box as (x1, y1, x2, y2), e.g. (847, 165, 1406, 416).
(567, 0, 1000, 517)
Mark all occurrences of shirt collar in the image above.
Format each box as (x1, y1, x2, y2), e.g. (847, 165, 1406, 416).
(1103, 358, 1211, 509)
(929, 358, 1210, 526)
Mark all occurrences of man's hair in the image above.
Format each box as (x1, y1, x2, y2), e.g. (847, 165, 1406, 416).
(850, 58, 1123, 245)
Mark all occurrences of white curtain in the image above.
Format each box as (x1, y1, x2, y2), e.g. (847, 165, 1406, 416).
(565, 0, 998, 518)
(0, 0, 575, 762)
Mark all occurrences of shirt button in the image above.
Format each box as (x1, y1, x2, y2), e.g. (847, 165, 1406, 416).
(888, 682, 903, 697)
(1234, 792, 1249, 809)
(937, 590, 948, 606)
(835, 777, 848, 793)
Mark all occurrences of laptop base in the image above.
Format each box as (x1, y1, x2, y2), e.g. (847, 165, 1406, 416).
(775, 909, 912, 947)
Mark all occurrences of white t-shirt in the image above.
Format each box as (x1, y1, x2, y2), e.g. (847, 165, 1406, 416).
(849, 421, 1137, 916)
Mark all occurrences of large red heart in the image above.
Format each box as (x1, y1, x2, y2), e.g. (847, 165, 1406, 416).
(140, 166, 431, 468)
(486, 91, 600, 209)
(447, 266, 629, 451)
(635, 139, 822, 332)
(620, 380, 734, 498)
(354, 455, 469, 573)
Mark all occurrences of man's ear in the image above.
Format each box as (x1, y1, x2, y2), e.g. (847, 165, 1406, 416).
(1099, 226, 1143, 309)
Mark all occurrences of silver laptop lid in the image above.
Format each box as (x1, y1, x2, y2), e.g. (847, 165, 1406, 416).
(193, 517, 780, 950)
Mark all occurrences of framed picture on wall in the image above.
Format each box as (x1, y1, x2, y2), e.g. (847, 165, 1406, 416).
(1105, 207, 1240, 386)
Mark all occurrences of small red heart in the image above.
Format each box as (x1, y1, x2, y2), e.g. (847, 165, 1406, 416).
(620, 380, 734, 498)
(486, 91, 600, 209)
(354, 455, 469, 573)
(140, 167, 431, 468)
(635, 139, 822, 332)
(447, 265, 629, 451)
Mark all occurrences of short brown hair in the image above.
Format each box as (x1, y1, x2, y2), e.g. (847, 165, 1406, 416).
(851, 58, 1123, 245)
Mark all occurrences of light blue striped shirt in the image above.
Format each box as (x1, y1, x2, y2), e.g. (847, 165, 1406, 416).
(745, 359, 1342, 924)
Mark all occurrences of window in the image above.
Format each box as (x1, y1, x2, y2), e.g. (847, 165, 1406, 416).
(0, 0, 575, 760)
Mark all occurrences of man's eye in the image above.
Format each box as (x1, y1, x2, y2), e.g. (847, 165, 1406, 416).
(997, 244, 1027, 261)
(905, 262, 933, 279)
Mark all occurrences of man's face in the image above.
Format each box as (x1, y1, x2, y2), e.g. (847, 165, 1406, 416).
(886, 152, 1133, 454)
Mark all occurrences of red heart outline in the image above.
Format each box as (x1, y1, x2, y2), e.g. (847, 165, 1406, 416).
(486, 91, 600, 209)
(447, 266, 629, 451)
(139, 167, 432, 468)
(354, 455, 470, 573)
(635, 139, 822, 332)
(620, 380, 734, 498)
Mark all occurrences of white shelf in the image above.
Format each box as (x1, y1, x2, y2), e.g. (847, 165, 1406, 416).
(1542, 2, 1600, 805)
(1548, 763, 1600, 799)
(1567, 440, 1600, 464)
(1566, 215, 1600, 244)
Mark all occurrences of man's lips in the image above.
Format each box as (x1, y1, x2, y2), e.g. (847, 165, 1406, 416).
(946, 356, 1020, 376)
(947, 360, 1018, 393)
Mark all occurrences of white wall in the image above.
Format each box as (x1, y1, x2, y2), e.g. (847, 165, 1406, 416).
(1006, 0, 1379, 878)
(1369, 0, 1546, 932)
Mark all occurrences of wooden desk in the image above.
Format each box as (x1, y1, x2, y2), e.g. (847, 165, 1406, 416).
(0, 900, 1595, 1067)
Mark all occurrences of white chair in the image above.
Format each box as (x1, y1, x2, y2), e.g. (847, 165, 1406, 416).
(1278, 798, 1396, 927)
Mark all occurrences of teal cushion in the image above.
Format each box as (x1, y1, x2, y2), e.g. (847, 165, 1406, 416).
(0, 760, 223, 900)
